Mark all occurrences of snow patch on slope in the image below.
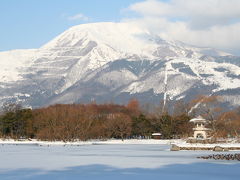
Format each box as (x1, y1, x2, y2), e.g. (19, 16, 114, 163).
(0, 49, 37, 82)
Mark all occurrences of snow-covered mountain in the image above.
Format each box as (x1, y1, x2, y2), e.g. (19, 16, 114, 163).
(0, 22, 239, 108)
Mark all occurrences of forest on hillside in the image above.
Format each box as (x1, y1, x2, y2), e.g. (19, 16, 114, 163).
(0, 96, 239, 141)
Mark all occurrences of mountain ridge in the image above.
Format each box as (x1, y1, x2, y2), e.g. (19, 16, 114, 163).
(0, 22, 239, 108)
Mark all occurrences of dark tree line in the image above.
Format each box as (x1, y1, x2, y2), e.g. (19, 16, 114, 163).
(0, 97, 239, 141)
(0, 104, 33, 138)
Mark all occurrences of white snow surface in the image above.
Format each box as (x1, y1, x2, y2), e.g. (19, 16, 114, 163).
(0, 138, 182, 146)
(0, 139, 239, 180)
(176, 142, 240, 148)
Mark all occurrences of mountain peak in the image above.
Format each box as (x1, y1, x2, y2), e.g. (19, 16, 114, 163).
(41, 22, 157, 57)
(0, 22, 239, 109)
(41, 22, 231, 60)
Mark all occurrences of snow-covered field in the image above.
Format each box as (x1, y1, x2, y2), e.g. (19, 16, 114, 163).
(0, 140, 239, 180)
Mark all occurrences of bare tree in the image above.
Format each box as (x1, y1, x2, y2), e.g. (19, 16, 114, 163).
(105, 113, 132, 141)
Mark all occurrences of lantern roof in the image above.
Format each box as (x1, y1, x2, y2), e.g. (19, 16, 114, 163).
(189, 116, 208, 123)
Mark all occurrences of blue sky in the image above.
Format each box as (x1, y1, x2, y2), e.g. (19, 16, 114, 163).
(0, 0, 239, 54)
(0, 0, 141, 51)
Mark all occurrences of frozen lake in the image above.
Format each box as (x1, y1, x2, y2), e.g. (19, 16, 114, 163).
(0, 144, 239, 180)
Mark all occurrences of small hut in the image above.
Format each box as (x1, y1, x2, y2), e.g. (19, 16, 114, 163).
(152, 133, 162, 139)
(189, 116, 211, 139)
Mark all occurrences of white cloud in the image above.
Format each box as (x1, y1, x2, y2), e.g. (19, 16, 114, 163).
(128, 0, 240, 29)
(68, 13, 89, 21)
(124, 0, 240, 54)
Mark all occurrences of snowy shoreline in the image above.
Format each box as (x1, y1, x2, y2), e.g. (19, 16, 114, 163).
(0, 139, 182, 146)
(171, 141, 240, 151)
(1, 139, 240, 151)
(175, 142, 240, 148)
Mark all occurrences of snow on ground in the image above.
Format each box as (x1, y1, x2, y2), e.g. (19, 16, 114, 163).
(0, 139, 240, 180)
(0, 138, 183, 146)
(175, 141, 240, 148)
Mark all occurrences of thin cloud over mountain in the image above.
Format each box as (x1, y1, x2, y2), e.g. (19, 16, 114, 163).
(123, 0, 240, 55)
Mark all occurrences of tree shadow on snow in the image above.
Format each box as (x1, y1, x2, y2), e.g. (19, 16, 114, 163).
(0, 162, 240, 180)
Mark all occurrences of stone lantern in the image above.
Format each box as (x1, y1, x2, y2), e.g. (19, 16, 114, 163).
(190, 116, 211, 139)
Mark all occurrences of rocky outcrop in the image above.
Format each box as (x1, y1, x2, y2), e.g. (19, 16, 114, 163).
(171, 145, 240, 151)
(213, 146, 224, 151)
(197, 153, 240, 161)
(187, 138, 216, 144)
(170, 144, 181, 151)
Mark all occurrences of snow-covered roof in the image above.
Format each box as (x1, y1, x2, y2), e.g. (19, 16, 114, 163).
(152, 133, 162, 136)
(189, 116, 208, 123)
